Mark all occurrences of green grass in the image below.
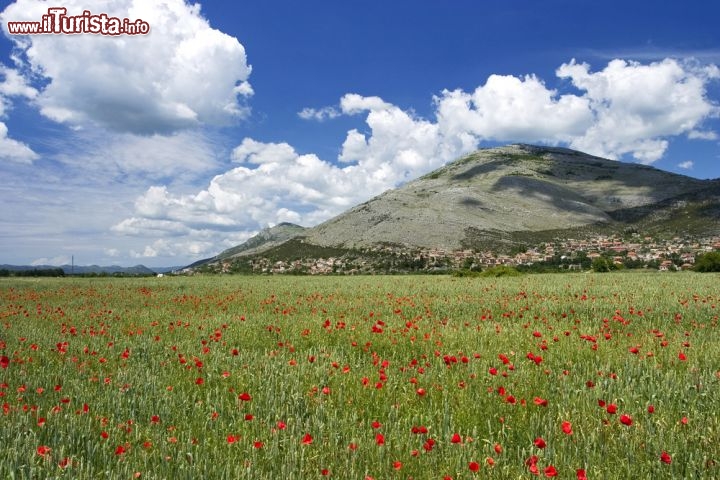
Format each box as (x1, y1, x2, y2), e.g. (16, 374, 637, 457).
(0, 273, 718, 478)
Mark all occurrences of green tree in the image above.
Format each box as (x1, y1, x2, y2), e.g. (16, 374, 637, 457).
(694, 252, 720, 272)
(592, 257, 611, 272)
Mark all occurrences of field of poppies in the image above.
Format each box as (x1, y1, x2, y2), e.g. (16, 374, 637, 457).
(1, 272, 718, 479)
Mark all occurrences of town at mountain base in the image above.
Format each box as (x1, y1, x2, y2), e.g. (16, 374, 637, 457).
(187, 144, 720, 275)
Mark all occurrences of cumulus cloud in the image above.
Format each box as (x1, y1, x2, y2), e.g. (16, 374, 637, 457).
(117, 57, 720, 260)
(0, 0, 252, 134)
(557, 58, 720, 161)
(435, 74, 594, 144)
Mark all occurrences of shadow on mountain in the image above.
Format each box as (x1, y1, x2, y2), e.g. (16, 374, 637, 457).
(459, 197, 484, 207)
(452, 161, 504, 181)
(490, 175, 605, 217)
(607, 182, 720, 225)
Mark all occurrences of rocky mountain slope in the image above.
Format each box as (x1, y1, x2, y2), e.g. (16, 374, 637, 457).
(303, 144, 718, 250)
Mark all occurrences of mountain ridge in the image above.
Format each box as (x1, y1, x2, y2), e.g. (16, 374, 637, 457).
(301, 144, 717, 250)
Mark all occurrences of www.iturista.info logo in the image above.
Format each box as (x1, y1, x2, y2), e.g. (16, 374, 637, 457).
(6, 7, 150, 35)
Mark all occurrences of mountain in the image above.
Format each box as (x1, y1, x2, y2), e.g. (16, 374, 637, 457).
(302, 144, 719, 251)
(194, 222, 306, 266)
(191, 144, 720, 272)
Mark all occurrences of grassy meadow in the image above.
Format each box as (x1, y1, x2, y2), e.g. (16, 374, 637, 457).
(0, 272, 718, 479)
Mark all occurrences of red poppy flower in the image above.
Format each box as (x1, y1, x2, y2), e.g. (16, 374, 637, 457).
(451, 433, 462, 444)
(534, 437, 547, 449)
(0, 356, 9, 369)
(606, 403, 617, 414)
(620, 414, 633, 426)
(375, 433, 385, 445)
(301, 433, 313, 445)
(238, 392, 252, 401)
(371, 420, 382, 429)
(494, 443, 503, 454)
(544, 465, 558, 477)
(37, 445, 51, 457)
(647, 405, 655, 414)
(393, 461, 402, 470)
(416, 388, 426, 396)
(576, 469, 587, 480)
(660, 451, 672, 464)
(469, 461, 480, 472)
(533, 397, 548, 407)
(423, 438, 436, 451)
(561, 421, 573, 435)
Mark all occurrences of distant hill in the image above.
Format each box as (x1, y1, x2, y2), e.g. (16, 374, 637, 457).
(0, 264, 161, 276)
(189, 144, 720, 272)
(192, 223, 307, 268)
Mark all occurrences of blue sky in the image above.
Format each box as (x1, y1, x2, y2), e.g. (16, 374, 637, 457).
(1, 0, 719, 267)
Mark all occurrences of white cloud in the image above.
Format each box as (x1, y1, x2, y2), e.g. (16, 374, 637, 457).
(31, 255, 70, 266)
(0, 65, 37, 100)
(340, 94, 393, 114)
(130, 237, 232, 260)
(298, 106, 341, 121)
(53, 130, 222, 182)
(435, 74, 594, 144)
(688, 129, 718, 140)
(0, 0, 252, 134)
(557, 58, 720, 161)
(0, 122, 38, 163)
(678, 160, 694, 169)
(0, 65, 39, 162)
